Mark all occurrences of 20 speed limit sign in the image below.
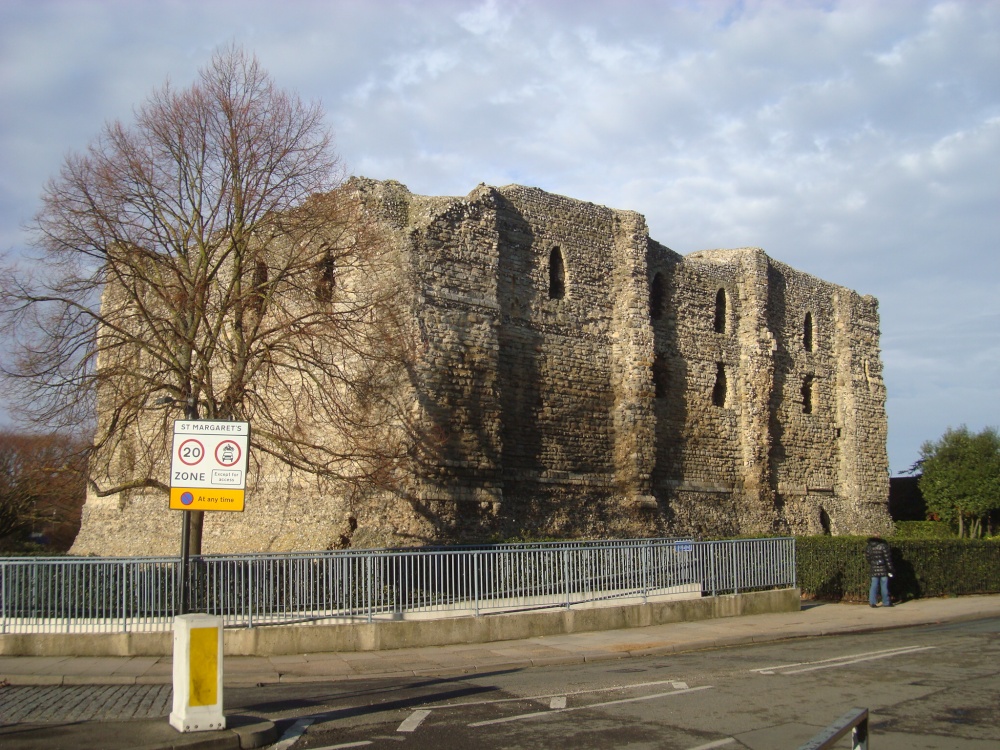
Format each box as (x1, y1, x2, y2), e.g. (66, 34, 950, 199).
(169, 420, 249, 512)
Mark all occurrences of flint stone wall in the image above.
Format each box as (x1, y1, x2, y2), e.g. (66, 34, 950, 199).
(72, 180, 891, 555)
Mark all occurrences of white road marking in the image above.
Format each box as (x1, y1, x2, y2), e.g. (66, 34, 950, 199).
(549, 696, 567, 709)
(426, 678, 687, 710)
(672, 681, 689, 690)
(687, 739, 736, 750)
(397, 709, 432, 733)
(781, 645, 936, 674)
(468, 685, 713, 727)
(752, 645, 936, 675)
(270, 717, 314, 750)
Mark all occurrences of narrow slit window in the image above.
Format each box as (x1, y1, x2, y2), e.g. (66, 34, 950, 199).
(652, 353, 669, 399)
(804, 312, 814, 352)
(650, 272, 665, 321)
(802, 374, 814, 414)
(712, 362, 727, 407)
(714, 288, 727, 333)
(548, 247, 565, 300)
(316, 250, 336, 303)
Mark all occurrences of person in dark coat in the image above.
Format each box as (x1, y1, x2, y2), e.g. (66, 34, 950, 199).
(864, 536, 894, 607)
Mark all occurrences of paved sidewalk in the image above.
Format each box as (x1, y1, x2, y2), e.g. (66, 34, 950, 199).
(2, 594, 999, 749)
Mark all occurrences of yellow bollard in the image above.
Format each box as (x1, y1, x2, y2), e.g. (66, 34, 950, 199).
(169, 613, 225, 732)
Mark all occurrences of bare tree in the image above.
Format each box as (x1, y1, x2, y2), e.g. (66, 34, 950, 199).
(2, 46, 412, 553)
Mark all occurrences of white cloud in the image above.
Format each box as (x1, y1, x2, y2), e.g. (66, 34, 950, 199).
(1, 0, 998, 473)
(457, 0, 513, 37)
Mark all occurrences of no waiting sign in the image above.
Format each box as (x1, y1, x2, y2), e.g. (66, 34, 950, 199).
(169, 420, 249, 512)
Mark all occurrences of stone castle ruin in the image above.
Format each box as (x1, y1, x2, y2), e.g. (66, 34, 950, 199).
(72, 180, 891, 555)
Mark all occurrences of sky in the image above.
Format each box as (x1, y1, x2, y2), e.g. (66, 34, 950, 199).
(1, 0, 998, 476)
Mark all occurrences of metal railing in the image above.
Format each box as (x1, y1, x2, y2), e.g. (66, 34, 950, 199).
(799, 707, 869, 750)
(1, 537, 795, 634)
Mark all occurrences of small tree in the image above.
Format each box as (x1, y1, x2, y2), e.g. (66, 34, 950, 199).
(1, 46, 412, 553)
(918, 426, 1000, 538)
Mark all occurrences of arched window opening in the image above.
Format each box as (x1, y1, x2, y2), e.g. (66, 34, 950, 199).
(548, 247, 565, 300)
(804, 312, 814, 352)
(714, 288, 727, 333)
(802, 374, 814, 414)
(712, 362, 727, 407)
(250, 260, 268, 316)
(652, 353, 669, 399)
(315, 250, 336, 303)
(649, 272, 665, 321)
(819, 507, 832, 535)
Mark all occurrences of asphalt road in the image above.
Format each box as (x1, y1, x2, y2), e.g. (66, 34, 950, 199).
(238, 617, 1000, 750)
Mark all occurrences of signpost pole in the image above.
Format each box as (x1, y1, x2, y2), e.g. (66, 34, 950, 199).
(178, 397, 198, 616)
(169, 412, 249, 616)
(179, 512, 191, 615)
(168, 412, 248, 736)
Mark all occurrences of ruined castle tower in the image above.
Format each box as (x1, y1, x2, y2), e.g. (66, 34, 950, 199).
(72, 180, 891, 554)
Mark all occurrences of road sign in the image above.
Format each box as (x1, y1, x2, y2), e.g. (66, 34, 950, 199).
(169, 420, 249, 512)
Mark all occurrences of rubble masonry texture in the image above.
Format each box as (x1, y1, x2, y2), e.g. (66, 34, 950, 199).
(72, 180, 891, 554)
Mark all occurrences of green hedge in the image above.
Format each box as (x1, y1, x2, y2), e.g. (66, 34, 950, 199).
(796, 536, 1000, 601)
(892, 521, 954, 539)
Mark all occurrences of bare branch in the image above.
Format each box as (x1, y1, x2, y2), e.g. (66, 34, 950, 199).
(1, 45, 413, 553)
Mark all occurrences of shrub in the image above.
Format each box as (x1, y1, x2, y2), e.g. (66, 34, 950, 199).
(796, 536, 1000, 601)
(893, 521, 953, 539)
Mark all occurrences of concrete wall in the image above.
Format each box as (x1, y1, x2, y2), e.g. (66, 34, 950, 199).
(0, 588, 800, 657)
